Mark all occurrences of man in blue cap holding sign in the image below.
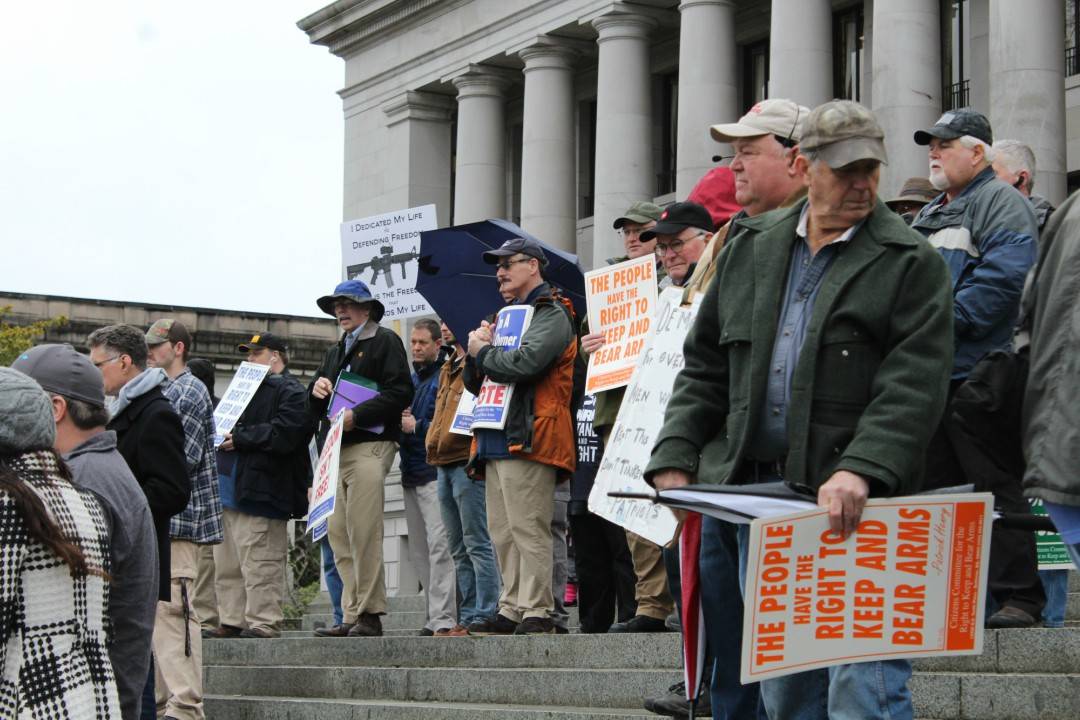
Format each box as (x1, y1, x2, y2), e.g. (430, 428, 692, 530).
(308, 279, 414, 638)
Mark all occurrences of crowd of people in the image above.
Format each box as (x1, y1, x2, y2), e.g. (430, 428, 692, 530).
(2, 95, 1080, 720)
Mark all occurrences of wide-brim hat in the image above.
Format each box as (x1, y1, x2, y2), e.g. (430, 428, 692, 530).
(316, 279, 385, 322)
(886, 177, 940, 209)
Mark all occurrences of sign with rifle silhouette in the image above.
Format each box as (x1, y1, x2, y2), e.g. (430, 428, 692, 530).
(340, 204, 438, 320)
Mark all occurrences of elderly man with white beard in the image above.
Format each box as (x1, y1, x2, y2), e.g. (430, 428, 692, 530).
(910, 108, 1041, 629)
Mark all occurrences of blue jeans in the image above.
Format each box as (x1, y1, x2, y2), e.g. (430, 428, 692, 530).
(437, 464, 500, 625)
(731, 522, 914, 720)
(321, 539, 344, 626)
(1040, 569, 1069, 627)
(699, 517, 764, 719)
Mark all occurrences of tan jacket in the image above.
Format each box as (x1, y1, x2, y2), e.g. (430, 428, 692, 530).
(425, 352, 473, 466)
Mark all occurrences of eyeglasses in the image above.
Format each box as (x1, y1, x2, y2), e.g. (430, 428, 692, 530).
(618, 227, 649, 238)
(656, 232, 706, 255)
(93, 355, 121, 369)
(495, 257, 534, 271)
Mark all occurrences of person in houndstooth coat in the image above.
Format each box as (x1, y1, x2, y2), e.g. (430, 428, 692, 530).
(0, 368, 119, 719)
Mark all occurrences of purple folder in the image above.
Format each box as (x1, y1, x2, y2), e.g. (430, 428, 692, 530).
(327, 371, 385, 434)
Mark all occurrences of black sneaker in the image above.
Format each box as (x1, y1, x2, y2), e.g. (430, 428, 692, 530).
(467, 614, 519, 636)
(608, 614, 671, 633)
(644, 680, 712, 717)
(417, 627, 435, 637)
(514, 616, 556, 635)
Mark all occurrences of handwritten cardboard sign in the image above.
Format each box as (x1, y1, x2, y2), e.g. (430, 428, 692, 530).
(307, 410, 346, 542)
(587, 288, 692, 546)
(212, 362, 271, 447)
(471, 305, 533, 431)
(741, 494, 993, 682)
(584, 255, 659, 394)
(340, 204, 437, 320)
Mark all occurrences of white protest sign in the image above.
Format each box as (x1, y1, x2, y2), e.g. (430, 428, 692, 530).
(307, 411, 346, 541)
(471, 305, 534, 431)
(449, 389, 477, 437)
(741, 494, 993, 683)
(585, 255, 658, 394)
(340, 204, 437, 321)
(212, 362, 271, 447)
(587, 287, 692, 546)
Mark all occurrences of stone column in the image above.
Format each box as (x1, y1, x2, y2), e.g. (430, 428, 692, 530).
(518, 41, 578, 251)
(871, 0, 941, 197)
(591, 12, 656, 267)
(990, 0, 1066, 204)
(769, 0, 832, 107)
(450, 69, 511, 224)
(675, 0, 738, 198)
(382, 91, 454, 227)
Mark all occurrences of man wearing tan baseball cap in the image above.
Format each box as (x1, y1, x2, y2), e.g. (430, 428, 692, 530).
(684, 99, 811, 298)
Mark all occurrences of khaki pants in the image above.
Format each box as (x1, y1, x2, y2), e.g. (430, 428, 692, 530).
(193, 545, 218, 631)
(327, 441, 397, 623)
(153, 539, 203, 720)
(486, 458, 555, 622)
(214, 508, 288, 633)
(625, 529, 674, 619)
(403, 482, 458, 632)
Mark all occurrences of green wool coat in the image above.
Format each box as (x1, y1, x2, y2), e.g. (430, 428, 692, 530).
(645, 198, 954, 497)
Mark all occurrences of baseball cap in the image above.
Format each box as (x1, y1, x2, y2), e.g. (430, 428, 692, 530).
(914, 108, 993, 146)
(710, 99, 811, 144)
(238, 332, 288, 354)
(10, 343, 107, 409)
(613, 201, 663, 229)
(799, 100, 888, 168)
(481, 237, 549, 266)
(640, 202, 714, 241)
(146, 318, 192, 348)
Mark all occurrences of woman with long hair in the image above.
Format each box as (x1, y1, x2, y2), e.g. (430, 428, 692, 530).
(0, 367, 119, 719)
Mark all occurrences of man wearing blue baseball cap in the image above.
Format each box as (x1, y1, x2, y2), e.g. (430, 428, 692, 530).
(308, 279, 415, 638)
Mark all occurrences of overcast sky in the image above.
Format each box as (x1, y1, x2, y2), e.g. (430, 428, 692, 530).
(1, 1, 344, 318)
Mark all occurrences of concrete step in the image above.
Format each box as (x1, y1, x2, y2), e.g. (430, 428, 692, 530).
(910, 671, 1080, 719)
(206, 633, 682, 670)
(205, 665, 681, 709)
(205, 695, 658, 719)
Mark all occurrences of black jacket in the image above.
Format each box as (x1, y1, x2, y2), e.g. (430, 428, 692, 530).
(308, 323, 414, 446)
(108, 386, 190, 600)
(231, 370, 314, 518)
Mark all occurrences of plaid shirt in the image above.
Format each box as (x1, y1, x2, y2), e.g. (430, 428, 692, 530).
(164, 369, 223, 544)
(1, 450, 120, 719)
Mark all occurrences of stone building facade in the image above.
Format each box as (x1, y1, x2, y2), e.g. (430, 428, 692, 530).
(300, 0, 1076, 271)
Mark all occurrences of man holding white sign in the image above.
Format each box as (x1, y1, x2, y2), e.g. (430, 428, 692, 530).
(207, 333, 312, 640)
(646, 101, 954, 720)
(464, 237, 577, 636)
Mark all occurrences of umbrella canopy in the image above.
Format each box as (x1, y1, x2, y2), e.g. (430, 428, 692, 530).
(416, 219, 586, 344)
(679, 513, 708, 718)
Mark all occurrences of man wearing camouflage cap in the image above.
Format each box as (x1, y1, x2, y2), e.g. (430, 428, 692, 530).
(646, 100, 953, 719)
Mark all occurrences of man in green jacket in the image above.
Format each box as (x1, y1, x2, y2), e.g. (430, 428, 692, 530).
(645, 100, 953, 720)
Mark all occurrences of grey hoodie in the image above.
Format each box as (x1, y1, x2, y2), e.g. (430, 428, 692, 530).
(108, 366, 168, 417)
(65, 430, 158, 720)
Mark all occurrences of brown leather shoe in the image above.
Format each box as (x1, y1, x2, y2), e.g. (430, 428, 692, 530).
(205, 624, 243, 639)
(314, 622, 355, 637)
(239, 627, 280, 639)
(347, 613, 383, 637)
(434, 625, 469, 637)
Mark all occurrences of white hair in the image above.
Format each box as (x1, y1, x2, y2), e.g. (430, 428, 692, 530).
(957, 135, 995, 163)
(992, 139, 1037, 192)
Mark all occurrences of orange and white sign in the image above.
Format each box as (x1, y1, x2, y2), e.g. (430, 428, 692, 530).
(307, 410, 345, 541)
(584, 255, 659, 394)
(741, 494, 993, 683)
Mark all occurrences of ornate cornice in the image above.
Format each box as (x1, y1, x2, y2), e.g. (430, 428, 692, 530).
(381, 90, 455, 126)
